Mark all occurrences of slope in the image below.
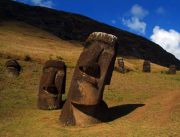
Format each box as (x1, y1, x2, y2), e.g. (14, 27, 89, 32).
(0, 21, 168, 72)
(0, 0, 180, 69)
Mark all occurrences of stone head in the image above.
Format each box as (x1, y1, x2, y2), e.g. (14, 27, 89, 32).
(68, 32, 118, 106)
(5, 59, 21, 77)
(60, 32, 118, 126)
(168, 65, 176, 74)
(38, 60, 66, 110)
(117, 58, 125, 73)
(143, 60, 151, 72)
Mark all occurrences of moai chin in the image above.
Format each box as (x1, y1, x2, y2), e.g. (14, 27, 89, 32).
(117, 58, 125, 73)
(143, 60, 151, 72)
(38, 60, 66, 110)
(168, 65, 176, 74)
(5, 59, 21, 77)
(60, 32, 118, 126)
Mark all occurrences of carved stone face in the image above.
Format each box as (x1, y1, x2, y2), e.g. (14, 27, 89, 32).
(60, 32, 118, 126)
(143, 60, 151, 72)
(69, 36, 117, 106)
(38, 60, 66, 110)
(117, 58, 125, 73)
(168, 65, 176, 74)
(5, 59, 21, 77)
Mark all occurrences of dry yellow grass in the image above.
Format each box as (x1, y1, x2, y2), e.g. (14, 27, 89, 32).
(0, 21, 180, 137)
(0, 58, 179, 137)
(0, 21, 168, 71)
(0, 21, 83, 66)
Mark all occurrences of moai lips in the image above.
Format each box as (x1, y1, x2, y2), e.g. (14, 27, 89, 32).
(143, 60, 151, 72)
(5, 59, 21, 77)
(38, 60, 66, 110)
(60, 32, 118, 126)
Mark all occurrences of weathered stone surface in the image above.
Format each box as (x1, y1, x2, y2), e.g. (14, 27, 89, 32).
(60, 32, 118, 126)
(5, 59, 21, 77)
(142, 60, 151, 72)
(38, 60, 66, 110)
(168, 65, 176, 74)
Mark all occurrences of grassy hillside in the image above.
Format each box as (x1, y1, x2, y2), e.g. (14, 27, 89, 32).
(0, 58, 180, 137)
(0, 21, 180, 137)
(0, 21, 168, 71)
(0, 21, 82, 67)
(1, 0, 180, 69)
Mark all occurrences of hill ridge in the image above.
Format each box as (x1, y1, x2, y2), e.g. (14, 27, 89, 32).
(0, 0, 180, 69)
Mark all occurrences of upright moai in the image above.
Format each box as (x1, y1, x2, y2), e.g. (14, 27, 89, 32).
(38, 60, 66, 110)
(60, 32, 118, 126)
(142, 60, 151, 72)
(168, 65, 176, 74)
(5, 59, 21, 77)
(117, 58, 125, 73)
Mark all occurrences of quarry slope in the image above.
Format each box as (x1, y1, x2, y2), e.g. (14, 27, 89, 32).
(0, 0, 180, 69)
(0, 21, 168, 72)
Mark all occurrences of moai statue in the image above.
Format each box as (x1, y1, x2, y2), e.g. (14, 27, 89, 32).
(38, 60, 66, 110)
(168, 65, 176, 74)
(117, 58, 125, 73)
(5, 59, 21, 77)
(142, 60, 151, 72)
(60, 32, 118, 126)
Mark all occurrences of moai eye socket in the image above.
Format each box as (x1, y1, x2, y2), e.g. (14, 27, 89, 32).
(79, 63, 100, 78)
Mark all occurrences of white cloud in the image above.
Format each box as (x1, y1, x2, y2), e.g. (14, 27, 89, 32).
(131, 4, 149, 19)
(31, 0, 53, 8)
(111, 20, 116, 24)
(122, 4, 148, 34)
(122, 17, 146, 34)
(156, 7, 165, 14)
(150, 26, 180, 59)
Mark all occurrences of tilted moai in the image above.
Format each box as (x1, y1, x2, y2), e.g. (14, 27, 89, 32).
(38, 60, 66, 110)
(142, 60, 151, 72)
(5, 59, 21, 77)
(117, 58, 125, 73)
(168, 65, 176, 74)
(60, 32, 118, 126)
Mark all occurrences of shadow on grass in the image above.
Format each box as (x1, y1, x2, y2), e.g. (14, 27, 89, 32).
(59, 102, 144, 123)
(108, 104, 145, 121)
(59, 100, 66, 109)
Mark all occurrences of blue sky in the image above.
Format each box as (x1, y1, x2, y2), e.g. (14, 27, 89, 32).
(14, 0, 180, 60)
